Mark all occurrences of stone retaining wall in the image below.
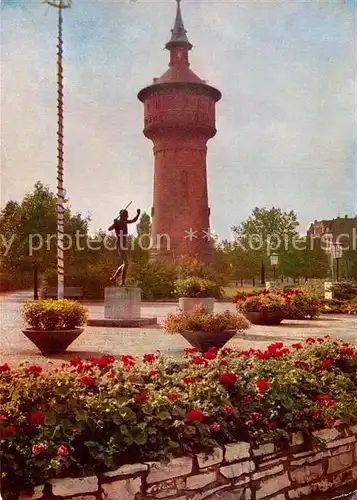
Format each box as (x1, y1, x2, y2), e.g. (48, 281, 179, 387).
(15, 424, 357, 500)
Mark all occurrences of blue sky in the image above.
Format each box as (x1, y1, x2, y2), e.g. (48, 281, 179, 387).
(1, 0, 356, 238)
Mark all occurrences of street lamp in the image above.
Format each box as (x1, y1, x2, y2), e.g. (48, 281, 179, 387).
(331, 243, 343, 282)
(270, 253, 279, 281)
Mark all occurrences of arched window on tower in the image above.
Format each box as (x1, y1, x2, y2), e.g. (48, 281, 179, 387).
(181, 170, 189, 207)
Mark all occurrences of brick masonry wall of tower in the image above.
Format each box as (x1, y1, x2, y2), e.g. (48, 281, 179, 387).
(141, 89, 218, 263)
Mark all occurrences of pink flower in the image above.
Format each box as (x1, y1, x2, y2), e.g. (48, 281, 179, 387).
(32, 443, 46, 456)
(222, 404, 233, 415)
(57, 445, 68, 457)
(251, 412, 262, 420)
(210, 422, 220, 432)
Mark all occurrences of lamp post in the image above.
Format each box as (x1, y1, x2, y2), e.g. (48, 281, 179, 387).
(270, 253, 279, 281)
(331, 243, 343, 282)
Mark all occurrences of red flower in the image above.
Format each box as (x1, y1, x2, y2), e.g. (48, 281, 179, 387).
(251, 412, 262, 420)
(317, 338, 324, 343)
(79, 376, 96, 386)
(210, 422, 220, 432)
(120, 355, 136, 367)
(340, 346, 353, 355)
(27, 365, 42, 374)
(203, 351, 216, 360)
(243, 395, 251, 404)
(186, 409, 205, 422)
(248, 362, 254, 369)
(294, 360, 309, 370)
(167, 393, 178, 401)
(315, 394, 334, 407)
(325, 418, 335, 428)
(256, 378, 269, 392)
(135, 393, 149, 401)
(70, 357, 82, 366)
(312, 410, 322, 418)
(222, 404, 233, 415)
(143, 353, 156, 363)
(2, 425, 16, 436)
(292, 343, 303, 350)
(28, 411, 45, 426)
(267, 421, 277, 430)
(107, 371, 115, 378)
(192, 356, 207, 365)
(0, 415, 7, 422)
(57, 445, 68, 457)
(148, 370, 160, 377)
(222, 347, 232, 354)
(220, 359, 229, 366)
(320, 359, 333, 369)
(184, 347, 198, 355)
(32, 443, 46, 455)
(306, 337, 315, 344)
(0, 363, 10, 372)
(219, 372, 237, 385)
(183, 376, 196, 384)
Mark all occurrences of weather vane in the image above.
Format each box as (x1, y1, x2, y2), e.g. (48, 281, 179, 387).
(45, 0, 71, 7)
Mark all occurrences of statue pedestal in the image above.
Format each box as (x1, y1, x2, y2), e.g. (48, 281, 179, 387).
(87, 287, 157, 328)
(104, 287, 141, 320)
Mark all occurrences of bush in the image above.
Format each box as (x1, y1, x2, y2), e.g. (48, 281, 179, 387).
(127, 261, 177, 300)
(163, 305, 250, 334)
(323, 299, 346, 314)
(331, 281, 357, 300)
(284, 290, 322, 319)
(1, 338, 356, 494)
(174, 277, 222, 299)
(345, 297, 357, 315)
(22, 300, 88, 330)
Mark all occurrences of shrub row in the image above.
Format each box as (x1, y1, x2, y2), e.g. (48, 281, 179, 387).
(1, 338, 356, 494)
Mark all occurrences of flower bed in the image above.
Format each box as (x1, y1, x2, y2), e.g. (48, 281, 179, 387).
(234, 289, 322, 320)
(1, 339, 357, 496)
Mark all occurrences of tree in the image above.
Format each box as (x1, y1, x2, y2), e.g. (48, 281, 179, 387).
(232, 207, 300, 284)
(131, 212, 151, 265)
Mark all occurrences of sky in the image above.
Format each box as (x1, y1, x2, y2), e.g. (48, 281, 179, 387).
(1, 0, 356, 239)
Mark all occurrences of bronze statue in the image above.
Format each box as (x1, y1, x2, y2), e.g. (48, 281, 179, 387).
(108, 205, 141, 286)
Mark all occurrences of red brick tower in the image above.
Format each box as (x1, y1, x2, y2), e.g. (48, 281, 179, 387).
(138, 0, 221, 263)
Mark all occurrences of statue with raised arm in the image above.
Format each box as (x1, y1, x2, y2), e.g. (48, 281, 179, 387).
(108, 204, 141, 287)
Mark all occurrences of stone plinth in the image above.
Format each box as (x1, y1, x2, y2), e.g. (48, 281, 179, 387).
(104, 288, 141, 320)
(87, 287, 157, 328)
(324, 282, 334, 300)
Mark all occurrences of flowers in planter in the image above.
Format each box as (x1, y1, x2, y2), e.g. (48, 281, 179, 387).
(163, 305, 250, 334)
(22, 299, 88, 330)
(236, 294, 287, 314)
(174, 276, 223, 298)
(0, 338, 356, 495)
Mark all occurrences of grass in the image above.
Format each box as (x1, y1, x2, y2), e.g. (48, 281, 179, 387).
(222, 286, 264, 298)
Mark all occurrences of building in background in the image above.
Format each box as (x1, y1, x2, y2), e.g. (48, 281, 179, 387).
(138, 0, 221, 264)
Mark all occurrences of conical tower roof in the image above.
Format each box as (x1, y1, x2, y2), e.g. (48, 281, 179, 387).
(165, 0, 193, 50)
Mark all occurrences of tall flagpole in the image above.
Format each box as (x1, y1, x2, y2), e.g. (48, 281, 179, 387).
(46, 0, 71, 300)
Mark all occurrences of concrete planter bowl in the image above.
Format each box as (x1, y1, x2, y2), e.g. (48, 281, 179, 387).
(178, 297, 215, 313)
(22, 328, 84, 355)
(179, 329, 237, 352)
(244, 311, 285, 325)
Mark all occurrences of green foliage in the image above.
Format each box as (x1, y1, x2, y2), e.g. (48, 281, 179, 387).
(174, 277, 222, 299)
(330, 281, 357, 300)
(127, 260, 177, 300)
(237, 294, 287, 314)
(22, 300, 88, 330)
(1, 338, 356, 494)
(163, 305, 250, 334)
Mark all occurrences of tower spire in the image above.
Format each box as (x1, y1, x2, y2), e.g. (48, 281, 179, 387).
(165, 0, 193, 50)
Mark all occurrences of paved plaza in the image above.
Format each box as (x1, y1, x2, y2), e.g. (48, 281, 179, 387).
(0, 291, 356, 367)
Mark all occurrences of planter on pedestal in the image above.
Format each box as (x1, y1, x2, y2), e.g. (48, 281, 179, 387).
(178, 297, 215, 313)
(179, 329, 237, 352)
(245, 311, 285, 325)
(22, 328, 84, 355)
